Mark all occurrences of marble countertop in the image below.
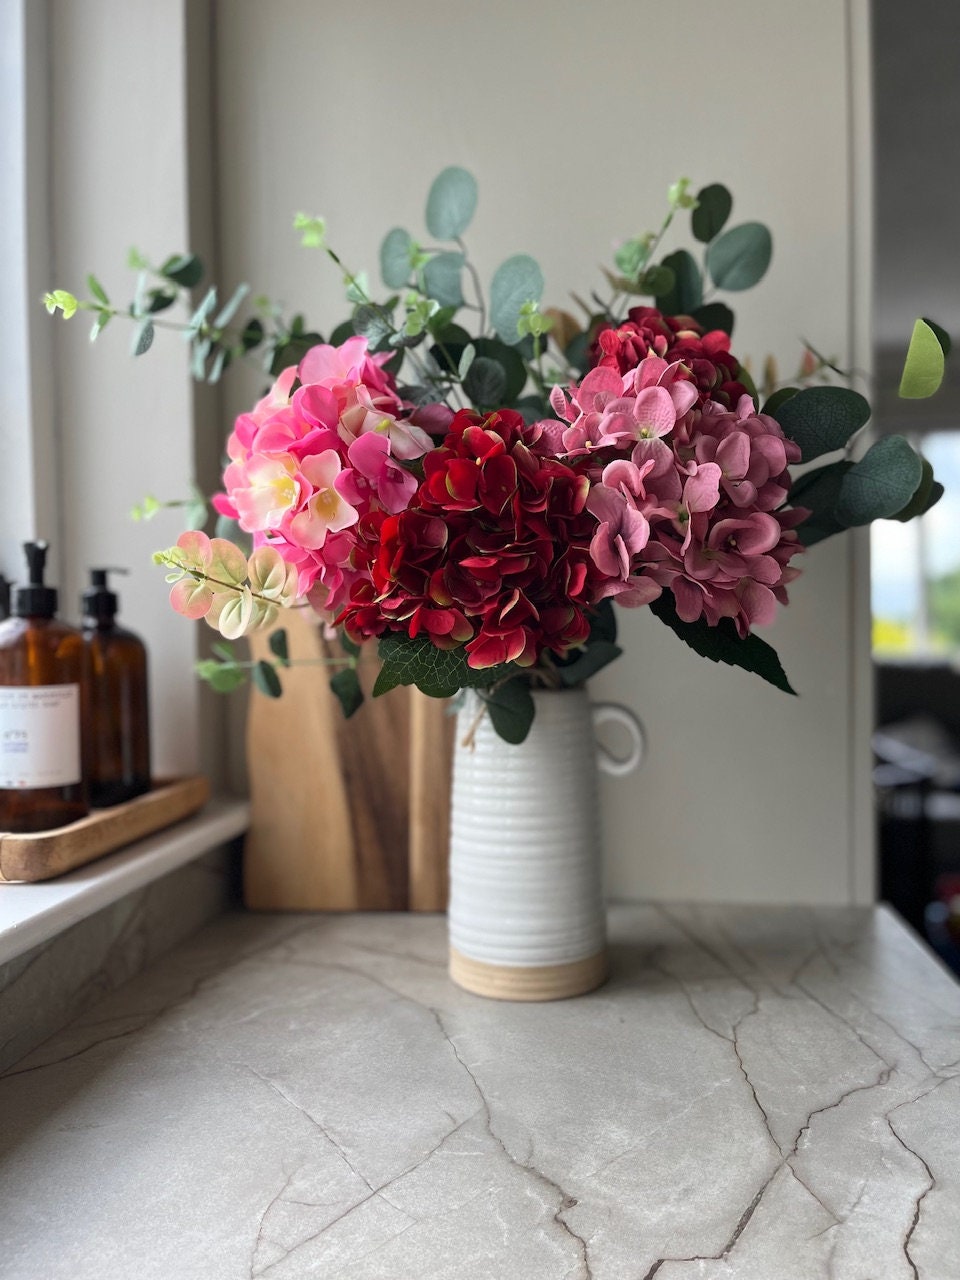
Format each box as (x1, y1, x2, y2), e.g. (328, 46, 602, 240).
(1, 904, 959, 1279)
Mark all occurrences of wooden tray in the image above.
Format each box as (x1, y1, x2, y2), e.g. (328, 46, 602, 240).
(0, 776, 210, 883)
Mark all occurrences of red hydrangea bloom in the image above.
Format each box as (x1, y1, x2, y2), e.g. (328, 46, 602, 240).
(589, 305, 751, 408)
(338, 409, 607, 669)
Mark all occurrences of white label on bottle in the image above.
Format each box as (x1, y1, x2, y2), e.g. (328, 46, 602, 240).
(0, 685, 82, 789)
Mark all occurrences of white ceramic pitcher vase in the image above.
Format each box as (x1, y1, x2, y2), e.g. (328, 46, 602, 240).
(448, 685, 644, 1001)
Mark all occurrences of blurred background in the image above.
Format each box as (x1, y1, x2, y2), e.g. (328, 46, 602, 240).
(2, 0, 958, 961)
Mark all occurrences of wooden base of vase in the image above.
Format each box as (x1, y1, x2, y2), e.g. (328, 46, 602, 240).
(449, 946, 609, 1001)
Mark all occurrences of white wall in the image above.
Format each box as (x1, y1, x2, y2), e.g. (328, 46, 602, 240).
(212, 0, 874, 904)
(46, 0, 202, 775)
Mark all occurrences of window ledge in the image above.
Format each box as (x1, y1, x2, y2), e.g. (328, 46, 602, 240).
(0, 798, 250, 966)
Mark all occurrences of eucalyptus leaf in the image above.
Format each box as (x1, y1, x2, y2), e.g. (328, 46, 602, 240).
(422, 251, 465, 308)
(241, 317, 264, 351)
(555, 640, 623, 687)
(463, 356, 507, 409)
(132, 319, 155, 357)
(380, 227, 414, 288)
(214, 283, 251, 330)
(425, 167, 478, 240)
(471, 338, 528, 403)
(252, 660, 283, 698)
(772, 386, 871, 462)
(790, 460, 853, 546)
(836, 435, 924, 526)
(706, 222, 773, 291)
(761, 386, 799, 417)
(161, 253, 204, 288)
(690, 302, 735, 336)
(654, 249, 702, 315)
(899, 318, 947, 399)
(268, 628, 290, 665)
(490, 254, 544, 344)
(483, 679, 535, 744)
(691, 184, 733, 243)
(890, 456, 942, 522)
(330, 667, 364, 718)
(87, 274, 109, 306)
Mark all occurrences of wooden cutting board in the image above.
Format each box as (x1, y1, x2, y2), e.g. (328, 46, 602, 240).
(243, 608, 454, 912)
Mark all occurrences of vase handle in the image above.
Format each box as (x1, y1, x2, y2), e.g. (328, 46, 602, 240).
(592, 702, 645, 777)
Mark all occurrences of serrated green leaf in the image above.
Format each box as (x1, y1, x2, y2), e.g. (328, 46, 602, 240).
(425, 167, 478, 240)
(330, 667, 364, 719)
(654, 249, 702, 315)
(706, 222, 773, 292)
(772, 386, 871, 462)
(422, 251, 465, 308)
(483, 679, 535, 744)
(268, 628, 290, 665)
(373, 634, 510, 699)
(490, 255, 544, 345)
(339, 632, 361, 660)
(691, 184, 733, 243)
(899, 318, 947, 399)
(650, 593, 796, 694)
(252, 660, 283, 698)
(836, 435, 924, 526)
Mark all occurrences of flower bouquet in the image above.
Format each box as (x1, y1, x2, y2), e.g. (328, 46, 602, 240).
(47, 168, 947, 746)
(49, 167, 949, 996)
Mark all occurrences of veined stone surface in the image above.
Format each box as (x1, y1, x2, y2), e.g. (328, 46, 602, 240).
(0, 904, 958, 1279)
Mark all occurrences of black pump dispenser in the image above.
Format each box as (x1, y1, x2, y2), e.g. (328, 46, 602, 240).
(82, 568, 122, 626)
(14, 542, 58, 619)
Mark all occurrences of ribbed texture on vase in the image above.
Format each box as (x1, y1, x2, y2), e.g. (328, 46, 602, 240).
(448, 688, 607, 968)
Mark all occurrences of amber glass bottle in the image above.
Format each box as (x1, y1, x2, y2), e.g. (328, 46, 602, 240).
(81, 569, 151, 806)
(0, 543, 89, 831)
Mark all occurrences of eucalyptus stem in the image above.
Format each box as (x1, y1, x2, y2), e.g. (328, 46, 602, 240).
(455, 237, 486, 335)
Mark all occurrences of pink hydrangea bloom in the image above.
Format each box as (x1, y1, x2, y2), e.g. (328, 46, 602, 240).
(552, 353, 806, 637)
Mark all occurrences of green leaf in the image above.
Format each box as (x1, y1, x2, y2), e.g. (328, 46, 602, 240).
(425, 167, 478, 240)
(161, 254, 203, 288)
(211, 641, 234, 662)
(132, 319, 155, 357)
(650, 593, 796, 695)
(555, 640, 623, 687)
(761, 386, 799, 417)
(380, 227, 414, 288)
(490, 254, 544, 344)
(890, 455, 943, 522)
(196, 660, 247, 694)
(654, 249, 702, 314)
(923, 317, 951, 356)
(268, 628, 290, 665)
(836, 435, 924, 526)
(691, 183, 733, 243)
(241, 317, 264, 351)
(330, 667, 364, 719)
(483, 679, 535, 744)
(373, 634, 510, 700)
(790, 460, 853, 546)
(89, 311, 111, 342)
(252, 660, 283, 698)
(589, 598, 617, 645)
(422, 252, 465, 308)
(188, 287, 218, 334)
(637, 264, 675, 297)
(339, 632, 361, 660)
(352, 302, 393, 349)
(215, 283, 251, 329)
(328, 319, 355, 347)
(706, 222, 773, 291)
(690, 302, 735, 336)
(772, 386, 871, 461)
(463, 356, 507, 409)
(86, 274, 109, 306)
(147, 288, 177, 314)
(206, 347, 227, 384)
(899, 318, 947, 399)
(472, 338, 528, 403)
